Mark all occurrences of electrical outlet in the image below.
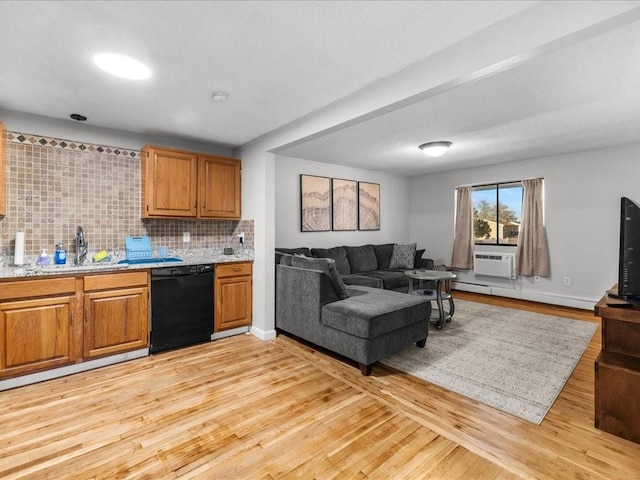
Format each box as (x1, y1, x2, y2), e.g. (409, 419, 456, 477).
(563, 276, 571, 286)
(238, 232, 245, 244)
(183, 232, 190, 243)
(534, 276, 541, 282)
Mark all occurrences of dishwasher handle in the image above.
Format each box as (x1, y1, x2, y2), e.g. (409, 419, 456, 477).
(152, 264, 213, 278)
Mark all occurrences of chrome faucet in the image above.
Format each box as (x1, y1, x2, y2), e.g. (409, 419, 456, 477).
(76, 226, 88, 265)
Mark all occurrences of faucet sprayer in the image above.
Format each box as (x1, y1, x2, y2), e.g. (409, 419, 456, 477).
(76, 226, 88, 265)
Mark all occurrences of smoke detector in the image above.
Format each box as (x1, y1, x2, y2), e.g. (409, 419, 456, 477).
(211, 91, 228, 102)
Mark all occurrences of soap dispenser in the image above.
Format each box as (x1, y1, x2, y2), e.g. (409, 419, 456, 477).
(54, 242, 67, 265)
(36, 249, 51, 266)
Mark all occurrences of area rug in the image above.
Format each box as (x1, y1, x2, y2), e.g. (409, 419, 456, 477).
(380, 299, 597, 424)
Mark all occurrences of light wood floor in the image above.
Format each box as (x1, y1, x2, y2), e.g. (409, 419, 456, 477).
(1, 292, 639, 479)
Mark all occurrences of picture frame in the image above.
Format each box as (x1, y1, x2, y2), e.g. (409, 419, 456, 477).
(358, 182, 380, 231)
(300, 174, 331, 232)
(331, 178, 358, 231)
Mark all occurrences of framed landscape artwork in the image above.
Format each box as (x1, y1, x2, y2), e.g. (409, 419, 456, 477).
(331, 178, 358, 231)
(358, 182, 380, 231)
(300, 174, 331, 232)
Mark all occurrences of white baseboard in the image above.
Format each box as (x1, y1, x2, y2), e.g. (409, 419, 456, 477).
(453, 282, 492, 295)
(453, 282, 598, 310)
(250, 325, 277, 340)
(211, 326, 250, 340)
(0, 348, 149, 392)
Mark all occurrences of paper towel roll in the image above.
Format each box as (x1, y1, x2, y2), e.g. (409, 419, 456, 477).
(14, 231, 25, 266)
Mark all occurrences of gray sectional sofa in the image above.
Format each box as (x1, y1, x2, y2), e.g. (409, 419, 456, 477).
(276, 254, 431, 375)
(275, 243, 435, 293)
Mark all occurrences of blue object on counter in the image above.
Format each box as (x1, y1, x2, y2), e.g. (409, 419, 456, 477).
(54, 243, 66, 265)
(124, 236, 153, 261)
(117, 257, 183, 265)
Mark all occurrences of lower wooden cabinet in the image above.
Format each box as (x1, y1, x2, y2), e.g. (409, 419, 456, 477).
(83, 271, 149, 358)
(0, 271, 150, 379)
(215, 262, 252, 331)
(0, 277, 80, 379)
(0, 262, 255, 381)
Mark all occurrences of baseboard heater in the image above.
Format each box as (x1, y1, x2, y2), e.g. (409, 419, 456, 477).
(473, 252, 515, 279)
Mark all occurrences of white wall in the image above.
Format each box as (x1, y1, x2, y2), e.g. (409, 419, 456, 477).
(275, 155, 412, 249)
(410, 143, 640, 309)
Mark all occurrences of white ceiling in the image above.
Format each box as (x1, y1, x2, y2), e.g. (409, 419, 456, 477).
(1, 1, 640, 175)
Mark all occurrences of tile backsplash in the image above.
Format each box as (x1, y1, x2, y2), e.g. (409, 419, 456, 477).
(1, 131, 253, 260)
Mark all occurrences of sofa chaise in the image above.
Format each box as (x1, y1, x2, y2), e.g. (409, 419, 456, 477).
(276, 254, 431, 375)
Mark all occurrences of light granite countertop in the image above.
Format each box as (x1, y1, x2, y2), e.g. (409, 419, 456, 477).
(0, 248, 254, 279)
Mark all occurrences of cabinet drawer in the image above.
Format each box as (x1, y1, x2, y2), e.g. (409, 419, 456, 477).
(84, 271, 149, 291)
(216, 262, 252, 278)
(0, 277, 76, 301)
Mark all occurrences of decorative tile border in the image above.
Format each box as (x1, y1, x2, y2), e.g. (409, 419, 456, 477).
(7, 131, 139, 159)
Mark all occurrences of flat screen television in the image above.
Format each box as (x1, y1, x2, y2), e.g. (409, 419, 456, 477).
(616, 197, 640, 299)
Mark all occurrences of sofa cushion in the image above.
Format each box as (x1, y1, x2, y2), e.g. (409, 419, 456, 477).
(415, 249, 425, 266)
(344, 245, 378, 273)
(322, 287, 429, 339)
(276, 247, 312, 257)
(389, 243, 417, 269)
(291, 256, 348, 300)
(372, 243, 395, 270)
(359, 270, 410, 291)
(311, 246, 351, 275)
(342, 274, 384, 289)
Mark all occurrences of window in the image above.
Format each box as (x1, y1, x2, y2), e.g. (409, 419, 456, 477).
(472, 182, 523, 245)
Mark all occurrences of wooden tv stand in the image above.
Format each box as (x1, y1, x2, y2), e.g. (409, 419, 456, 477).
(594, 290, 640, 444)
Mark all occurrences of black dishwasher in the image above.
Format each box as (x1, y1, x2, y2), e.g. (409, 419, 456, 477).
(150, 264, 214, 354)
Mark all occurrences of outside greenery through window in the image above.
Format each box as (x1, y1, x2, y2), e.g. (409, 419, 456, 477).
(472, 182, 523, 245)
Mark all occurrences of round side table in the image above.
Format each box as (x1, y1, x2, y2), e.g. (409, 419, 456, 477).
(405, 269, 457, 329)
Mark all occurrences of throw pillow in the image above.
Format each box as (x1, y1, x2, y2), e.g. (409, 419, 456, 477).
(290, 256, 348, 300)
(278, 253, 294, 266)
(414, 249, 426, 267)
(389, 243, 417, 269)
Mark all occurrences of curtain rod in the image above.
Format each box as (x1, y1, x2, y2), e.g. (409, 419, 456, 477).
(455, 176, 544, 189)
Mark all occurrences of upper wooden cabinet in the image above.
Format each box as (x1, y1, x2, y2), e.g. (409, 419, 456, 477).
(141, 145, 241, 219)
(198, 155, 241, 219)
(141, 145, 198, 218)
(0, 121, 6, 218)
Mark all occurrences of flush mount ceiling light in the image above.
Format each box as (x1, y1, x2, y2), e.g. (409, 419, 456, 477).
(93, 53, 151, 80)
(419, 141, 453, 157)
(211, 91, 228, 102)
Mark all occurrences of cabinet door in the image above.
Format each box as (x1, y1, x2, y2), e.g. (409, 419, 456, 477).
(142, 146, 198, 217)
(215, 274, 252, 331)
(198, 155, 241, 219)
(0, 295, 77, 378)
(84, 287, 149, 358)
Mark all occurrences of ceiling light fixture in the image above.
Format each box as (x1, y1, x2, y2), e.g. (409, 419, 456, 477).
(93, 53, 151, 80)
(419, 141, 452, 157)
(211, 91, 228, 102)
